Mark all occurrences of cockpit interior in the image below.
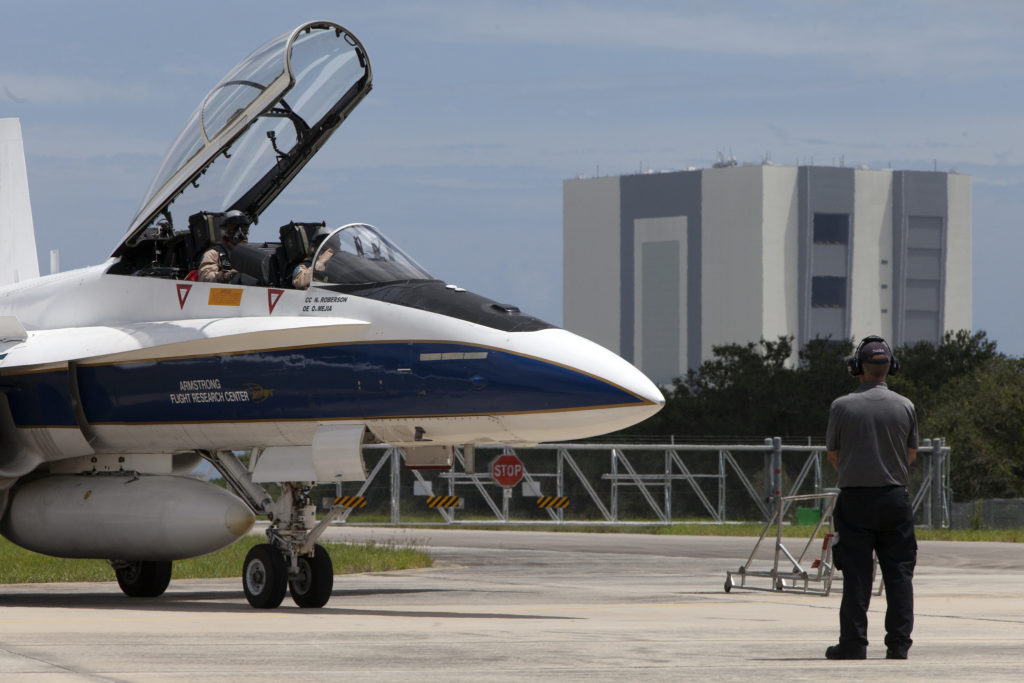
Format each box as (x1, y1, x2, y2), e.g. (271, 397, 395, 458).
(109, 214, 431, 290)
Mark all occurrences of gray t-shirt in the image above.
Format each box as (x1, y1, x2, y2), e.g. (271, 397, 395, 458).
(826, 381, 918, 488)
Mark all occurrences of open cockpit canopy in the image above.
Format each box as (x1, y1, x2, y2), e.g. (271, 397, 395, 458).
(114, 21, 371, 257)
(312, 223, 433, 287)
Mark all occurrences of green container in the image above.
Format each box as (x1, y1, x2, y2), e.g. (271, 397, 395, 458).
(796, 507, 821, 525)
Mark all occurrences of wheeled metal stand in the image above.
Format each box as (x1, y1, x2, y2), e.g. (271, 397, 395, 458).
(724, 492, 838, 596)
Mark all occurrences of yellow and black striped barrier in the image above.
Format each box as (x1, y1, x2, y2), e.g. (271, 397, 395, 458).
(334, 495, 368, 509)
(537, 496, 569, 509)
(426, 495, 461, 509)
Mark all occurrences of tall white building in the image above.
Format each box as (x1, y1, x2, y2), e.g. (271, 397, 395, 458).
(563, 164, 971, 384)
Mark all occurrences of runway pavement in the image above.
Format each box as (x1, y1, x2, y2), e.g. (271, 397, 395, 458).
(1, 527, 1023, 681)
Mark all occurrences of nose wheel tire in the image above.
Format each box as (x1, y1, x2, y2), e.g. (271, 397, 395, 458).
(115, 560, 173, 598)
(289, 544, 334, 608)
(243, 544, 287, 609)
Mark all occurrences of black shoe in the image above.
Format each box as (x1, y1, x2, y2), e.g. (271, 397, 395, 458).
(825, 645, 866, 660)
(886, 646, 909, 659)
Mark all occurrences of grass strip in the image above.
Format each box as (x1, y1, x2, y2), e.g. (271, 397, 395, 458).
(0, 535, 432, 585)
(362, 521, 1023, 543)
(653, 523, 1024, 542)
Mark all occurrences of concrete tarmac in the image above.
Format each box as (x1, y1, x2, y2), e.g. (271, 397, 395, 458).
(1, 527, 1023, 682)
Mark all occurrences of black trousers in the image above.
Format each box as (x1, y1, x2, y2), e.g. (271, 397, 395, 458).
(834, 486, 917, 650)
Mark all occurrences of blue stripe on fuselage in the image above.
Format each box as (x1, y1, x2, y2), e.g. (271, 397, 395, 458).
(69, 342, 642, 424)
(0, 369, 78, 427)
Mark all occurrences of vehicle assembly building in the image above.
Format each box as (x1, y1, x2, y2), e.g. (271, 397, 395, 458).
(563, 164, 971, 384)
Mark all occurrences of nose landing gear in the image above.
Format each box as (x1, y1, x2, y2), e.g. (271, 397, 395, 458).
(203, 450, 340, 609)
(240, 482, 336, 609)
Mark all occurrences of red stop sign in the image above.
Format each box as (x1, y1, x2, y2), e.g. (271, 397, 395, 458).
(490, 453, 524, 487)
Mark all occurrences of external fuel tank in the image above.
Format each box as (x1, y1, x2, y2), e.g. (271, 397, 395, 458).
(0, 474, 254, 560)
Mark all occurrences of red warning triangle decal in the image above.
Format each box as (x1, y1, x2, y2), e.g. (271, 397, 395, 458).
(176, 284, 193, 309)
(268, 288, 284, 314)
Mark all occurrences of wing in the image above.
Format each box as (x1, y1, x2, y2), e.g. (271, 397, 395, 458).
(0, 315, 368, 369)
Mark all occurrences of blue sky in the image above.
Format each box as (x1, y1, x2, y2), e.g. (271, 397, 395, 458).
(2, 1, 1023, 355)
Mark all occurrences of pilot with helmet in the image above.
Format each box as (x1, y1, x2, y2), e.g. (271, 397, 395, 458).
(291, 226, 334, 289)
(197, 211, 249, 283)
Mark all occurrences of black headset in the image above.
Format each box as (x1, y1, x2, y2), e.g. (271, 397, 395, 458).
(847, 335, 900, 376)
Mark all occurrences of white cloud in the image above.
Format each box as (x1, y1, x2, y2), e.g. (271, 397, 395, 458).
(21, 123, 165, 161)
(408, 0, 1024, 77)
(0, 71, 155, 106)
(159, 63, 226, 80)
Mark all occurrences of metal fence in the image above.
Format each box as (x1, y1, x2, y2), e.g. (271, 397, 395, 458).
(950, 498, 1024, 529)
(328, 438, 951, 528)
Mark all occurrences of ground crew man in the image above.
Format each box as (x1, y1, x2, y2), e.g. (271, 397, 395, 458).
(825, 335, 918, 661)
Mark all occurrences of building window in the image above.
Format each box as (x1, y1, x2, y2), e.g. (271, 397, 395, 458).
(812, 276, 846, 308)
(640, 240, 681, 384)
(903, 216, 944, 345)
(813, 213, 849, 245)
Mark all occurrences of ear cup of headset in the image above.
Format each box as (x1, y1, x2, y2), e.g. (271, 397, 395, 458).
(850, 335, 897, 376)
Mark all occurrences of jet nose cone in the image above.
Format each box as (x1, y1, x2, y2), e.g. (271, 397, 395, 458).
(627, 361, 666, 408)
(578, 336, 664, 416)
(500, 329, 666, 442)
(613, 356, 665, 423)
(644, 382, 666, 414)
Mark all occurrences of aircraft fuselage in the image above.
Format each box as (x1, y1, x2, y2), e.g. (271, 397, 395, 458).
(0, 264, 661, 463)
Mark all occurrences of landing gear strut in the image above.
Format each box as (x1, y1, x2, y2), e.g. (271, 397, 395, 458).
(264, 482, 336, 608)
(201, 451, 337, 609)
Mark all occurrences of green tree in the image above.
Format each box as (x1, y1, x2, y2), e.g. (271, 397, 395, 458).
(889, 330, 999, 425)
(617, 328, 1024, 501)
(922, 355, 1024, 501)
(622, 336, 853, 439)
(783, 337, 856, 436)
(682, 336, 793, 436)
